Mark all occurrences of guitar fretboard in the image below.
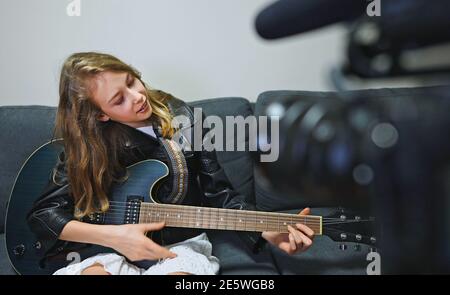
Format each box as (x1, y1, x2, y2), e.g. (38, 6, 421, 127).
(139, 203, 322, 234)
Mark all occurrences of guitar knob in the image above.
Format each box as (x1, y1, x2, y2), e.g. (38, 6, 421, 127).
(340, 233, 347, 240)
(370, 236, 377, 244)
(339, 244, 347, 251)
(353, 244, 361, 252)
(34, 241, 42, 250)
(355, 234, 362, 241)
(13, 244, 26, 256)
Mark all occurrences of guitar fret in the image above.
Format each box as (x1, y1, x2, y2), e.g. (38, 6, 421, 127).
(195, 207, 199, 228)
(238, 210, 245, 231)
(190, 206, 196, 228)
(207, 208, 210, 229)
(200, 207, 205, 228)
(277, 214, 280, 232)
(243, 211, 247, 231)
(265, 214, 269, 232)
(227, 210, 233, 230)
(217, 208, 222, 230)
(233, 210, 237, 231)
(203, 207, 207, 229)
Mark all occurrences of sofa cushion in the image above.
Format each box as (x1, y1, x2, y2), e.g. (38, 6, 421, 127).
(207, 230, 278, 275)
(0, 106, 57, 232)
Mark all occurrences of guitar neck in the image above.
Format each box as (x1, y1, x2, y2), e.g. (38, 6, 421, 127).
(139, 202, 322, 234)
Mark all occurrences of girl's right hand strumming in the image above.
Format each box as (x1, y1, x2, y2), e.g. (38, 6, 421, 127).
(108, 222, 177, 261)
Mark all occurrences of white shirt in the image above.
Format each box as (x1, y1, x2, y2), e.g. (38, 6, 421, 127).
(136, 125, 157, 138)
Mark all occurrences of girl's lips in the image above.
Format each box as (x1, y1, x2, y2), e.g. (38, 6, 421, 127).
(137, 101, 148, 113)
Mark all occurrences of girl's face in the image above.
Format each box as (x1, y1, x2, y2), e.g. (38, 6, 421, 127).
(90, 71, 152, 128)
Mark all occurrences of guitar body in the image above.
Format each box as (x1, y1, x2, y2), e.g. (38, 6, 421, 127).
(5, 141, 169, 275)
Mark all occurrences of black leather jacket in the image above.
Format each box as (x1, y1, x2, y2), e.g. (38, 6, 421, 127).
(27, 95, 264, 258)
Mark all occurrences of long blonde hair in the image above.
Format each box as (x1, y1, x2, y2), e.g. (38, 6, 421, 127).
(56, 51, 175, 218)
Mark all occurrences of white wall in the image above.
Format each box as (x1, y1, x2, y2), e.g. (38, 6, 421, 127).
(0, 0, 347, 106)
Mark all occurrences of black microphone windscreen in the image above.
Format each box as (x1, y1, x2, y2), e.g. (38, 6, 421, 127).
(255, 0, 366, 39)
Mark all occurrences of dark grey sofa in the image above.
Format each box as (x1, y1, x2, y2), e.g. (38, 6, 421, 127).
(1, 90, 383, 275)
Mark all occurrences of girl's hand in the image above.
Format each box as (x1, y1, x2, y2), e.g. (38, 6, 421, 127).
(108, 222, 177, 261)
(262, 208, 314, 255)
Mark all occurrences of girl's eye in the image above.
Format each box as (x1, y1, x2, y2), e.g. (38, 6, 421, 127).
(115, 97, 124, 105)
(113, 76, 134, 105)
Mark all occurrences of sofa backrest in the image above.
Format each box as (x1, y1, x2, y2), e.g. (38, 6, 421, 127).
(0, 106, 57, 232)
(189, 97, 256, 204)
(0, 97, 255, 232)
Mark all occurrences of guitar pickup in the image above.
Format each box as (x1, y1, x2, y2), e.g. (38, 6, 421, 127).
(125, 195, 143, 224)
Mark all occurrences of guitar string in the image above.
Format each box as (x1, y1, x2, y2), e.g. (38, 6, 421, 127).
(102, 204, 324, 224)
(97, 204, 365, 223)
(90, 212, 372, 230)
(92, 210, 370, 226)
(93, 210, 323, 226)
(86, 211, 370, 235)
(90, 205, 323, 226)
(109, 201, 348, 220)
(95, 202, 370, 226)
(84, 206, 373, 235)
(107, 202, 324, 221)
(106, 201, 347, 221)
(93, 209, 370, 227)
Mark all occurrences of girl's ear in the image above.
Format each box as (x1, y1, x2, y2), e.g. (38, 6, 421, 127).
(97, 113, 110, 122)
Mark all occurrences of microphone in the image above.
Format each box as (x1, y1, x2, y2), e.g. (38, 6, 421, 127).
(254, 0, 366, 39)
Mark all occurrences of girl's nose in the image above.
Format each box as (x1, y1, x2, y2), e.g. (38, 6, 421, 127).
(132, 93, 145, 104)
